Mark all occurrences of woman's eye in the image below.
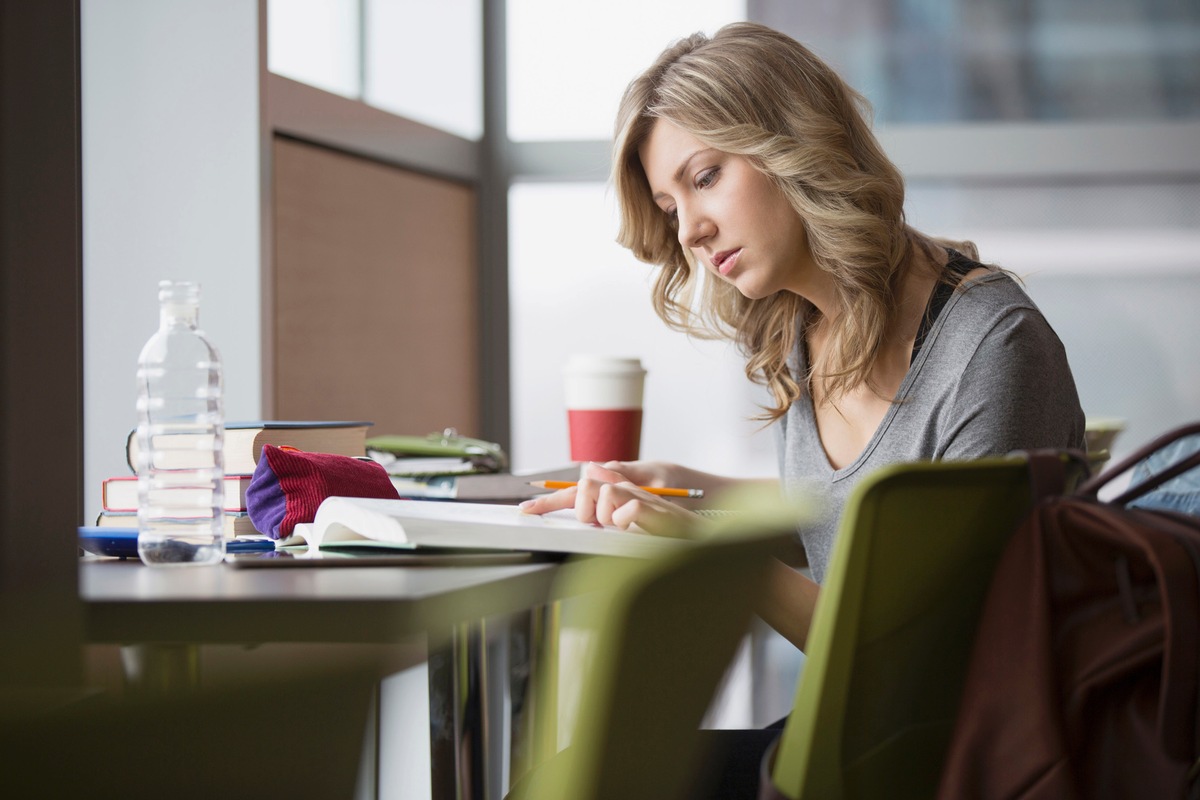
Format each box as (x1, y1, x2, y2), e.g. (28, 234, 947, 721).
(696, 167, 719, 189)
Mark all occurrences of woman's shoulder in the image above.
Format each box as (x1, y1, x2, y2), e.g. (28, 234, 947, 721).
(945, 264, 1041, 323)
(927, 266, 1065, 360)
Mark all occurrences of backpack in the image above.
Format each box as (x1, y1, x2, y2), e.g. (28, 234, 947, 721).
(937, 422, 1200, 799)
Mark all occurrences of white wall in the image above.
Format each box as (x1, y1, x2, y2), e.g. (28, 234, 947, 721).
(82, 0, 263, 523)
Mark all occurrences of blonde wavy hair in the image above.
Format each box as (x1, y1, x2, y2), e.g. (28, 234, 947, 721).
(613, 22, 976, 422)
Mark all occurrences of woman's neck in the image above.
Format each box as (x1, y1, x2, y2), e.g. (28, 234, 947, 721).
(892, 237, 948, 347)
(805, 234, 947, 403)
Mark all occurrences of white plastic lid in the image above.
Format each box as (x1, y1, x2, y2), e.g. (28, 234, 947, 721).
(562, 355, 646, 376)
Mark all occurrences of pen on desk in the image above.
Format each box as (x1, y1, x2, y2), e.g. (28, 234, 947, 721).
(527, 480, 704, 499)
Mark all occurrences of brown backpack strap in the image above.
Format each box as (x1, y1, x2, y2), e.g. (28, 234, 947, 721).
(1078, 421, 1200, 502)
(1172, 533, 1200, 776)
(1113, 448, 1200, 508)
(1024, 449, 1088, 504)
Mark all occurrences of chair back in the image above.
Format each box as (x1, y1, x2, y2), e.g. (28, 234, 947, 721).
(769, 458, 1042, 799)
(520, 504, 803, 800)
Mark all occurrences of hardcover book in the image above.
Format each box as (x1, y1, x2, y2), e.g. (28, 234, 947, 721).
(102, 474, 255, 512)
(95, 510, 262, 538)
(125, 420, 373, 475)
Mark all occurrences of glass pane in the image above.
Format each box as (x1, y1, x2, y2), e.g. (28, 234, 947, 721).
(508, 0, 747, 141)
(751, 0, 1200, 123)
(508, 182, 777, 476)
(268, 0, 361, 98)
(364, 0, 483, 139)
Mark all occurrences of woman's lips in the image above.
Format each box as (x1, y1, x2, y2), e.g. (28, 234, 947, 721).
(713, 249, 741, 276)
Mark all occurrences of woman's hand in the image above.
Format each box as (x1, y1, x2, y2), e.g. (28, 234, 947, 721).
(519, 462, 700, 535)
(591, 459, 689, 489)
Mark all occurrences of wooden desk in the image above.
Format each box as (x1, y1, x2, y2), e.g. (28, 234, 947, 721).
(81, 558, 565, 800)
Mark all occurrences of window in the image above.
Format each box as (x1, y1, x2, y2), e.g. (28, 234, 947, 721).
(268, 0, 483, 139)
(364, 0, 483, 139)
(751, 0, 1200, 123)
(507, 0, 745, 140)
(268, 0, 361, 98)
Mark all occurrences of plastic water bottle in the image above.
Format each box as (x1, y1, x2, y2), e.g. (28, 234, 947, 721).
(135, 280, 226, 566)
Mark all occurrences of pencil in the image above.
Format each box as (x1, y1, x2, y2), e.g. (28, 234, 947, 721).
(527, 480, 704, 499)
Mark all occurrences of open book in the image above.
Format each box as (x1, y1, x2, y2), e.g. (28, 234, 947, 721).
(281, 496, 691, 559)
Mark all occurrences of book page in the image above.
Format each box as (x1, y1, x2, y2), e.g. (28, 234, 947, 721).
(310, 497, 689, 558)
(345, 498, 601, 530)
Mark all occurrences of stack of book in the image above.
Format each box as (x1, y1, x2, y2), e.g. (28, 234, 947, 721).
(368, 429, 503, 498)
(96, 420, 374, 535)
(365, 429, 578, 501)
(366, 430, 507, 477)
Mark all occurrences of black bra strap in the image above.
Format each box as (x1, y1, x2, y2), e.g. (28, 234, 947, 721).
(910, 250, 976, 366)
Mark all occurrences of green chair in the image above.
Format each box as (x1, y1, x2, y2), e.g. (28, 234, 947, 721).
(509, 497, 807, 800)
(766, 456, 1063, 799)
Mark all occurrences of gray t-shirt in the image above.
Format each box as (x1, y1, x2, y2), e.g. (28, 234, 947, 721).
(776, 270, 1085, 584)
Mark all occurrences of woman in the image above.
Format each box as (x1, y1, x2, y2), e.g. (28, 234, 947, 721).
(520, 22, 1085, 651)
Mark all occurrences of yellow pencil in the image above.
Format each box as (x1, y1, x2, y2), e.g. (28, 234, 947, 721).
(528, 480, 704, 499)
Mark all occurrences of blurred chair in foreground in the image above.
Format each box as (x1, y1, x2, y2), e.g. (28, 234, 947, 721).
(0, 665, 377, 799)
(508, 493, 806, 800)
(764, 455, 1077, 799)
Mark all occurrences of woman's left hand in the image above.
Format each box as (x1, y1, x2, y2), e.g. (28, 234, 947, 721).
(519, 462, 700, 535)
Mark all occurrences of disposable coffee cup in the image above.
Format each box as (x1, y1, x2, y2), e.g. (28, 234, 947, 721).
(564, 355, 647, 463)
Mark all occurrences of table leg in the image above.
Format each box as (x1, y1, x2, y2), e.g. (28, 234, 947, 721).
(427, 603, 562, 800)
(485, 616, 513, 799)
(482, 605, 555, 798)
(428, 621, 487, 800)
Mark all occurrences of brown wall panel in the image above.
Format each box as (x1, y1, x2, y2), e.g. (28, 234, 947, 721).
(271, 136, 480, 438)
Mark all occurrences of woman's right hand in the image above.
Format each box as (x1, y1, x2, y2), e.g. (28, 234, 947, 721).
(518, 461, 699, 534)
(592, 460, 688, 490)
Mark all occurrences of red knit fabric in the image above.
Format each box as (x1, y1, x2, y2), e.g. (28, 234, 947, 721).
(263, 445, 399, 537)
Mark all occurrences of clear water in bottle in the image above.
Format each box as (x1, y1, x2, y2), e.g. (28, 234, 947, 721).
(136, 280, 226, 566)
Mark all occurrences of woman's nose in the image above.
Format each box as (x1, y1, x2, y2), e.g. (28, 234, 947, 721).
(678, 208, 714, 249)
